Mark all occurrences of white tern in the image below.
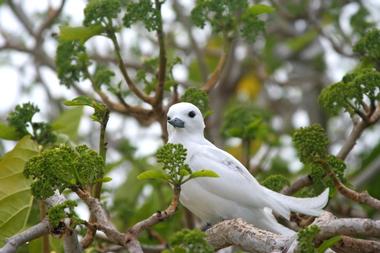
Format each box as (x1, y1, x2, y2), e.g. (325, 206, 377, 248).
(167, 102, 329, 235)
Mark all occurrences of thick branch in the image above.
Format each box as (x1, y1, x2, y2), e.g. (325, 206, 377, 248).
(336, 120, 368, 160)
(206, 218, 291, 253)
(0, 219, 50, 253)
(206, 211, 380, 253)
(327, 170, 380, 211)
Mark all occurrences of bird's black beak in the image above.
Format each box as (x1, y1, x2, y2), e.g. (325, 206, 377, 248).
(168, 117, 185, 128)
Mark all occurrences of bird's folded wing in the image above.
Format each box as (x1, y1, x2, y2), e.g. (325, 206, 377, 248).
(188, 145, 291, 219)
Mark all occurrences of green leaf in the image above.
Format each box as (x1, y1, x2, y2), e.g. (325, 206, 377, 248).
(248, 4, 275, 15)
(190, 170, 219, 179)
(317, 236, 342, 253)
(95, 176, 112, 183)
(59, 25, 104, 43)
(0, 122, 21, 140)
(137, 169, 169, 181)
(64, 96, 107, 123)
(0, 136, 39, 246)
(64, 96, 94, 107)
(51, 107, 83, 141)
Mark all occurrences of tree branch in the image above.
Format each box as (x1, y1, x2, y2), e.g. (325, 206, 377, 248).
(201, 51, 227, 93)
(153, 0, 167, 107)
(206, 211, 380, 253)
(0, 219, 50, 253)
(108, 32, 153, 104)
(125, 186, 181, 251)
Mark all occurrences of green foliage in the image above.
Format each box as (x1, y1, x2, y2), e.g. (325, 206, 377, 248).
(261, 174, 290, 192)
(93, 65, 115, 90)
(319, 67, 380, 116)
(317, 235, 342, 253)
(48, 200, 80, 229)
(56, 40, 88, 88)
(123, 0, 161, 32)
(181, 88, 210, 117)
(64, 96, 108, 123)
(83, 0, 121, 26)
(0, 122, 20, 140)
(240, 11, 265, 42)
(350, 6, 374, 36)
(191, 1, 268, 42)
(7, 103, 56, 145)
(163, 229, 214, 253)
(354, 29, 380, 64)
(51, 107, 83, 142)
(222, 104, 274, 141)
(297, 225, 320, 253)
(7, 102, 39, 136)
(59, 25, 104, 43)
(327, 155, 346, 181)
(0, 136, 39, 247)
(24, 144, 104, 199)
(292, 124, 328, 164)
(138, 144, 218, 185)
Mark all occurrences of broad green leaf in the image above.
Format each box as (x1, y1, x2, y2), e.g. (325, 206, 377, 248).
(137, 169, 169, 181)
(317, 236, 341, 253)
(249, 4, 275, 15)
(51, 107, 83, 141)
(0, 136, 39, 246)
(0, 122, 21, 140)
(59, 25, 104, 43)
(190, 170, 219, 179)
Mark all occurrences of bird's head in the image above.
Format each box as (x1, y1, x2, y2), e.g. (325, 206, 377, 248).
(167, 102, 205, 138)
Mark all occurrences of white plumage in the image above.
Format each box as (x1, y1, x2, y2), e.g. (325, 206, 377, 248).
(167, 102, 329, 235)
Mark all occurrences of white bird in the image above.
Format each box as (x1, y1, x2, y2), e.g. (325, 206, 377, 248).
(167, 102, 329, 236)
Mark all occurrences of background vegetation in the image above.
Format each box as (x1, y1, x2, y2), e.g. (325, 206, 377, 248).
(0, 0, 380, 252)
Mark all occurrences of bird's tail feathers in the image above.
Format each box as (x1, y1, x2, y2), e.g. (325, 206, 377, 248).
(265, 188, 329, 220)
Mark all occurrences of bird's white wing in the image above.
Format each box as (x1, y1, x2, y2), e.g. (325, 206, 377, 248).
(187, 144, 291, 219)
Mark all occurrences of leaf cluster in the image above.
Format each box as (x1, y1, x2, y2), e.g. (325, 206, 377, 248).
(292, 124, 329, 164)
(354, 29, 380, 65)
(138, 144, 218, 186)
(350, 6, 375, 36)
(7, 103, 56, 145)
(293, 125, 346, 195)
(191, 1, 271, 42)
(56, 41, 88, 88)
(24, 144, 104, 199)
(123, 0, 161, 32)
(319, 68, 380, 116)
(297, 225, 320, 253)
(261, 174, 290, 192)
(181, 88, 210, 117)
(222, 104, 275, 143)
(48, 200, 82, 230)
(163, 229, 214, 253)
(83, 0, 121, 27)
(64, 96, 108, 123)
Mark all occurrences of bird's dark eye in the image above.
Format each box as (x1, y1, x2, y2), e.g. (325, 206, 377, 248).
(167, 116, 171, 121)
(188, 111, 196, 118)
